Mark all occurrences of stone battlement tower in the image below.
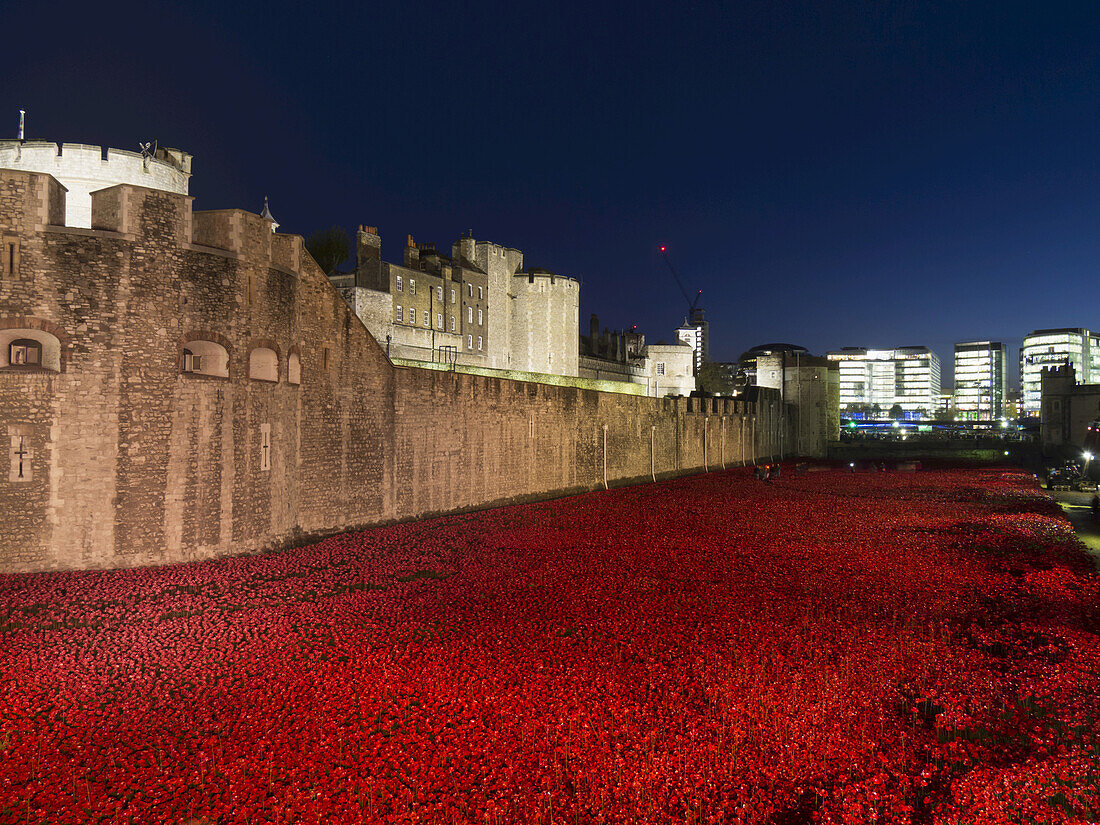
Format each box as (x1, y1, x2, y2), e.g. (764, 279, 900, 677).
(0, 140, 191, 229)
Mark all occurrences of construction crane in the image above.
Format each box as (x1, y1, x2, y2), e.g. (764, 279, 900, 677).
(659, 245, 703, 323)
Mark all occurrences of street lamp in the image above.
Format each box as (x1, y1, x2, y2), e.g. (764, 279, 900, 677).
(1084, 451, 1093, 479)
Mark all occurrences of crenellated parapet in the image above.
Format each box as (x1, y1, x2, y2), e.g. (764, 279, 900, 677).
(0, 140, 191, 229)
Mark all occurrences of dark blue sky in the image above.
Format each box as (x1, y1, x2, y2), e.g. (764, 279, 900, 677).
(4, 1, 1099, 386)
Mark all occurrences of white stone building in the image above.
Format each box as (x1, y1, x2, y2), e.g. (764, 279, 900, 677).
(332, 228, 580, 378)
(0, 140, 191, 229)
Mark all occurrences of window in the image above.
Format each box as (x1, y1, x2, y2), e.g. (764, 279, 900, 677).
(468, 306, 473, 324)
(436, 286, 443, 301)
(180, 338, 230, 378)
(478, 286, 484, 300)
(9, 429, 32, 483)
(260, 423, 271, 471)
(478, 308, 483, 326)
(656, 362, 666, 376)
(477, 336, 483, 350)
(2, 237, 18, 278)
(468, 284, 473, 297)
(409, 279, 416, 295)
(437, 313, 443, 329)
(396, 275, 403, 292)
(450, 288, 456, 304)
(467, 334, 473, 349)
(396, 305, 403, 322)
(450, 315, 456, 332)
(249, 347, 278, 382)
(287, 352, 301, 385)
(8, 339, 41, 367)
(423, 310, 429, 326)
(1, 328, 61, 372)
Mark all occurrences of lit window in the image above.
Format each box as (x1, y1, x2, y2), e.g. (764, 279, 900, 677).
(409, 279, 416, 295)
(423, 310, 429, 326)
(396, 305, 403, 322)
(8, 339, 42, 367)
(478, 308, 483, 326)
(468, 284, 473, 297)
(396, 275, 403, 292)
(477, 336, 483, 350)
(478, 286, 483, 300)
(468, 306, 473, 324)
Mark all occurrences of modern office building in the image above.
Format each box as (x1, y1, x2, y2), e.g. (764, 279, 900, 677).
(1020, 328, 1100, 416)
(826, 346, 942, 419)
(953, 341, 1007, 420)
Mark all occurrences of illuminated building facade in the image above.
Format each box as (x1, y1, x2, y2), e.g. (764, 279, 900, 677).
(826, 346, 942, 419)
(953, 341, 1007, 420)
(1020, 328, 1100, 416)
(676, 308, 708, 374)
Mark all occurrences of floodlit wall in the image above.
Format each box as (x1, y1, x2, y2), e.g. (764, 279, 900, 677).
(0, 141, 191, 229)
(0, 168, 782, 573)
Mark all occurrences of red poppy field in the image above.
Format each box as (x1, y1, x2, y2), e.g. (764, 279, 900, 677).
(2, 467, 1099, 824)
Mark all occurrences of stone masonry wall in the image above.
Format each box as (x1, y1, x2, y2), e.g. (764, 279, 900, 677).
(0, 169, 782, 573)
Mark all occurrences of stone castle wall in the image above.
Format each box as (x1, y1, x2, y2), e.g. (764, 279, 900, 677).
(0, 169, 783, 573)
(0, 141, 191, 230)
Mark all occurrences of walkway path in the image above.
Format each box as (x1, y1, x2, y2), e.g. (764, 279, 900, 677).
(1049, 488, 1100, 569)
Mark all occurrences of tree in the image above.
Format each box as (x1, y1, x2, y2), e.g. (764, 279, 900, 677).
(305, 226, 350, 275)
(889, 403, 904, 420)
(696, 362, 738, 395)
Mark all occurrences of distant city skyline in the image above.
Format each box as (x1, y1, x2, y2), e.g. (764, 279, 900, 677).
(4, 1, 1098, 388)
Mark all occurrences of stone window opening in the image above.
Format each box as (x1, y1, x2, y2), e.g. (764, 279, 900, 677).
(260, 423, 271, 471)
(423, 310, 429, 326)
(180, 339, 230, 378)
(2, 237, 18, 278)
(396, 305, 403, 322)
(468, 283, 473, 297)
(287, 351, 301, 385)
(478, 286, 484, 300)
(656, 362, 666, 376)
(396, 275, 403, 292)
(467, 334, 473, 349)
(9, 432, 32, 483)
(450, 288, 456, 304)
(436, 286, 443, 301)
(436, 313, 443, 329)
(478, 308, 483, 326)
(450, 315, 456, 332)
(477, 335, 483, 351)
(249, 347, 279, 382)
(409, 279, 416, 295)
(323, 346, 331, 371)
(467, 306, 473, 324)
(1, 329, 61, 372)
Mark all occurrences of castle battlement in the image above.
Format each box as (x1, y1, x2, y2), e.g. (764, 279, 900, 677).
(0, 140, 191, 229)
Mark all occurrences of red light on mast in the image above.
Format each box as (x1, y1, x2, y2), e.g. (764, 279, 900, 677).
(659, 246, 666, 253)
